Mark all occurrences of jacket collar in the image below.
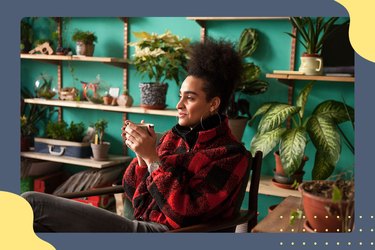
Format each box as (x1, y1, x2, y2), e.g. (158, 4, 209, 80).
(172, 114, 228, 148)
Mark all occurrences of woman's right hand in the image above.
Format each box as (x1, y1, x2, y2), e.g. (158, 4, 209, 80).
(121, 120, 147, 166)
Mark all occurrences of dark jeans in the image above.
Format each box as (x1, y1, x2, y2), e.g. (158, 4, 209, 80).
(21, 191, 169, 232)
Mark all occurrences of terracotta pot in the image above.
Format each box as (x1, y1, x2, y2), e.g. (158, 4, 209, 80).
(299, 181, 354, 232)
(103, 96, 113, 105)
(228, 117, 248, 142)
(274, 151, 308, 176)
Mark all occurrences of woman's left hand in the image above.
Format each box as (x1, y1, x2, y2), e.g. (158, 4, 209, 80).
(123, 121, 159, 165)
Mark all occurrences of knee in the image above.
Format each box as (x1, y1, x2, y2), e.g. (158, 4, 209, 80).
(21, 191, 42, 205)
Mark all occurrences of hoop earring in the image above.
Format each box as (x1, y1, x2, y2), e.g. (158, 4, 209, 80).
(200, 116, 206, 130)
(215, 112, 222, 125)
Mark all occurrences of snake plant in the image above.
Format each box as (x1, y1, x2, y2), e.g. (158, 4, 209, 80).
(250, 82, 354, 179)
(286, 17, 341, 55)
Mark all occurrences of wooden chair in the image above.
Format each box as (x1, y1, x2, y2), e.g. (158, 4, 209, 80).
(58, 151, 263, 232)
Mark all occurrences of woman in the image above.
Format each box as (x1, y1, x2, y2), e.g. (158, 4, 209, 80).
(22, 38, 249, 232)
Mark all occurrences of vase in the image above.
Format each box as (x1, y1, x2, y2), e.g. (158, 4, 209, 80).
(139, 82, 168, 110)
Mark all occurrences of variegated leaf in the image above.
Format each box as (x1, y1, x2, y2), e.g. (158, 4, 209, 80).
(258, 104, 300, 134)
(249, 103, 275, 124)
(313, 100, 354, 124)
(279, 128, 307, 176)
(296, 81, 314, 119)
(307, 115, 341, 165)
(312, 150, 335, 180)
(250, 127, 286, 156)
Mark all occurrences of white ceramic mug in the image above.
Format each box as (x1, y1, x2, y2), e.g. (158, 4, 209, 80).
(299, 55, 323, 76)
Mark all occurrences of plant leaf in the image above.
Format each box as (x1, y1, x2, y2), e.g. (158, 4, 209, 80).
(250, 127, 286, 156)
(258, 104, 300, 134)
(238, 28, 258, 58)
(279, 127, 307, 176)
(313, 100, 354, 124)
(307, 115, 341, 166)
(331, 184, 342, 203)
(249, 103, 274, 124)
(296, 81, 314, 119)
(312, 150, 335, 180)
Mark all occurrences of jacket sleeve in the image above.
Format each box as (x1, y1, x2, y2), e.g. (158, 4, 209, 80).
(122, 157, 149, 201)
(146, 145, 249, 227)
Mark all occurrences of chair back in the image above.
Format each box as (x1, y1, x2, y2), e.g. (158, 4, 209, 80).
(247, 151, 263, 230)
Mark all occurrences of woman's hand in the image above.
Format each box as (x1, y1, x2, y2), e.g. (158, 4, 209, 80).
(121, 120, 159, 166)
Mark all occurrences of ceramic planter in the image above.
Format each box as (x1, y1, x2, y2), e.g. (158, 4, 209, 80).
(76, 42, 95, 56)
(139, 82, 168, 110)
(299, 53, 323, 76)
(91, 142, 110, 161)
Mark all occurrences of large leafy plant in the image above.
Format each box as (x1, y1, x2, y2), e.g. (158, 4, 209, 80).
(227, 28, 268, 119)
(286, 17, 342, 55)
(250, 82, 354, 179)
(21, 87, 56, 137)
(128, 30, 190, 85)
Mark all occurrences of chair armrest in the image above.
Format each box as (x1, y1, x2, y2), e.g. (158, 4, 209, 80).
(57, 185, 125, 199)
(168, 210, 257, 232)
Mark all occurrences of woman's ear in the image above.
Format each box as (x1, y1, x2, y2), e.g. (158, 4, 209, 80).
(210, 97, 221, 113)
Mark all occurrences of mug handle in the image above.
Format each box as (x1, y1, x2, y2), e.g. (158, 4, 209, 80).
(316, 58, 322, 72)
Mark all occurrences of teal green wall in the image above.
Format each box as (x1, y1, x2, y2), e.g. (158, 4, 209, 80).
(21, 17, 354, 221)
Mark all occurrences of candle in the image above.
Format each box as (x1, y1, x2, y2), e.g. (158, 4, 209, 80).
(94, 134, 98, 144)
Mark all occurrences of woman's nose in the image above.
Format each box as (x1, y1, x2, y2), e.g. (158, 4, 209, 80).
(176, 98, 183, 109)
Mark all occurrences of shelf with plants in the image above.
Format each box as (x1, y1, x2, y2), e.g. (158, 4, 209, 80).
(266, 73, 355, 83)
(21, 17, 131, 170)
(21, 152, 131, 169)
(24, 98, 178, 117)
(20, 54, 127, 68)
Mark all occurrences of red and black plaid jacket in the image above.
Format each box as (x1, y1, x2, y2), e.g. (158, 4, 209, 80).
(122, 119, 249, 229)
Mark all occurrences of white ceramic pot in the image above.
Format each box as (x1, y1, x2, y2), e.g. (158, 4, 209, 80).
(299, 54, 323, 76)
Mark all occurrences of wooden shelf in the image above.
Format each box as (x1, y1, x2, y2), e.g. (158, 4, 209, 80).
(21, 152, 132, 169)
(21, 54, 127, 68)
(247, 176, 301, 198)
(266, 73, 355, 83)
(24, 98, 178, 117)
(187, 17, 289, 21)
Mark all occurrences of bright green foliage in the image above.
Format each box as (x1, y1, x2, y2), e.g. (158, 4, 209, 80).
(250, 82, 354, 179)
(128, 31, 190, 85)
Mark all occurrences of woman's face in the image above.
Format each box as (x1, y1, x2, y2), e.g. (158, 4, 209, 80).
(176, 76, 219, 128)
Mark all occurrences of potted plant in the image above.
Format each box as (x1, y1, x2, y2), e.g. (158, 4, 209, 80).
(72, 29, 98, 56)
(286, 17, 344, 75)
(90, 119, 110, 161)
(250, 81, 354, 186)
(34, 120, 91, 158)
(226, 28, 269, 141)
(128, 30, 190, 109)
(20, 19, 34, 53)
(21, 88, 55, 151)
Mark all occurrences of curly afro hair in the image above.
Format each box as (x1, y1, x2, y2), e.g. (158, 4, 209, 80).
(187, 38, 242, 114)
